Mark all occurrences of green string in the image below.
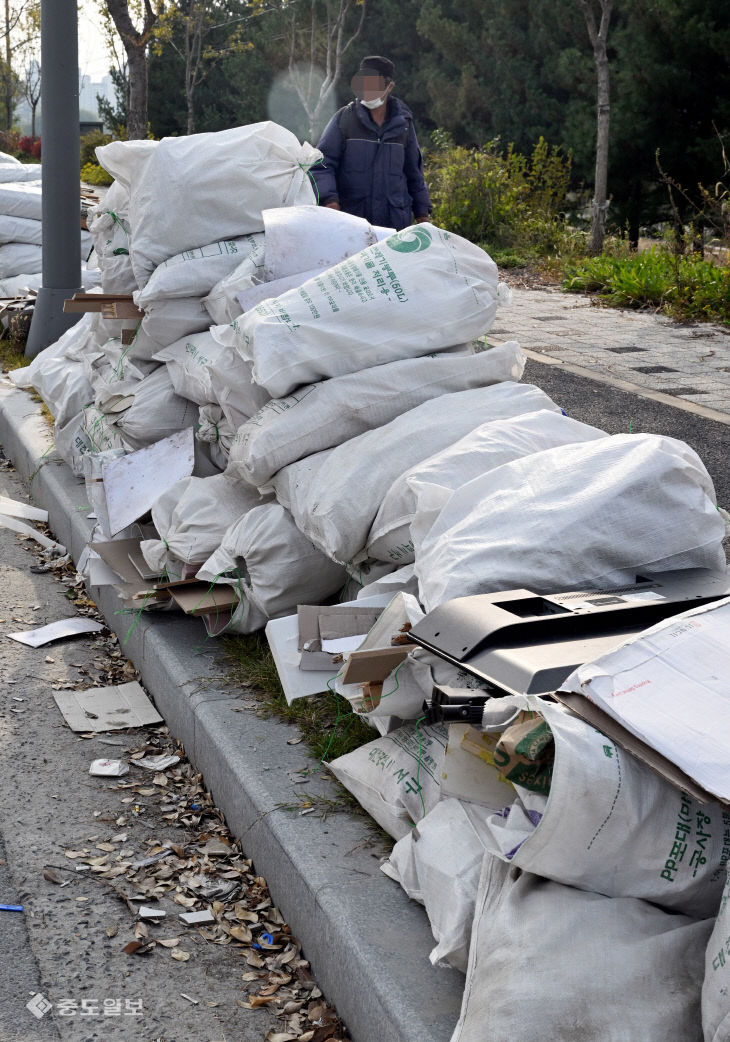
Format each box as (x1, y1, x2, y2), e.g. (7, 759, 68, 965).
(316, 671, 346, 767)
(116, 590, 153, 644)
(191, 568, 248, 652)
(413, 714, 427, 821)
(304, 156, 325, 206)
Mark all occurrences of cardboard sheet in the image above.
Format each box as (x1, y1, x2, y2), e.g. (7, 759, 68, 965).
(0, 495, 47, 522)
(297, 603, 383, 671)
(168, 582, 238, 617)
(563, 596, 730, 802)
(341, 645, 416, 685)
(0, 513, 64, 554)
(103, 428, 195, 535)
(267, 595, 392, 704)
(90, 538, 147, 584)
(266, 613, 338, 704)
(53, 681, 162, 732)
(7, 617, 104, 647)
(128, 542, 159, 581)
(86, 555, 127, 587)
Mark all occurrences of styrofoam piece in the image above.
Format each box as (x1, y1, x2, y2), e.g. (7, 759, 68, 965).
(179, 910, 215, 925)
(102, 428, 195, 536)
(89, 759, 129, 777)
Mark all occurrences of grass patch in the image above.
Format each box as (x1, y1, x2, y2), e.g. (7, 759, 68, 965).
(0, 336, 54, 429)
(221, 631, 377, 765)
(563, 246, 730, 324)
(0, 335, 28, 373)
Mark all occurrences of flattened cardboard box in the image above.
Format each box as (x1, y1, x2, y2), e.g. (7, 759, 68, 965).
(54, 681, 162, 732)
(297, 603, 383, 671)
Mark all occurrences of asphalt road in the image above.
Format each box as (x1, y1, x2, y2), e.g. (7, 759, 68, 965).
(525, 358, 730, 509)
(0, 453, 301, 1042)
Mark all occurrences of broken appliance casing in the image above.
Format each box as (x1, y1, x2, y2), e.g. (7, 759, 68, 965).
(411, 568, 730, 721)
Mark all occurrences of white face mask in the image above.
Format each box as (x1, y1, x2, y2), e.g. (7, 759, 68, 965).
(360, 82, 392, 110)
(361, 95, 387, 110)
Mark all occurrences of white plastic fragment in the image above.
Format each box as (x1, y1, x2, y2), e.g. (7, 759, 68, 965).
(89, 759, 129, 777)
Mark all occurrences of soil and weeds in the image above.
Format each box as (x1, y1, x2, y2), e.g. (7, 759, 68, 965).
(221, 632, 376, 765)
(427, 133, 730, 324)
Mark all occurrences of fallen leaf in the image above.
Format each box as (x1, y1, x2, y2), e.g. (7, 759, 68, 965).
(122, 940, 153, 956)
(286, 737, 303, 746)
(173, 894, 198, 909)
(233, 905, 258, 923)
(96, 842, 117, 852)
(171, 948, 191, 962)
(43, 869, 62, 885)
(266, 1033, 299, 1042)
(106, 924, 118, 938)
(157, 937, 181, 948)
(241, 971, 260, 982)
(249, 995, 277, 1008)
(281, 1001, 305, 1015)
(134, 922, 149, 940)
(229, 924, 252, 943)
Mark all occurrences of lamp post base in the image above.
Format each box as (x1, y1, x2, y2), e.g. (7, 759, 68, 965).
(25, 286, 82, 358)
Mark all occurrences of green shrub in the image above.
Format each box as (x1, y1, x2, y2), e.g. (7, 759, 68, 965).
(80, 128, 112, 168)
(563, 246, 730, 324)
(426, 134, 573, 257)
(81, 161, 113, 186)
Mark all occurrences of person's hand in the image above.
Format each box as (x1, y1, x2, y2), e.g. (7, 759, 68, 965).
(324, 200, 341, 210)
(415, 215, 430, 223)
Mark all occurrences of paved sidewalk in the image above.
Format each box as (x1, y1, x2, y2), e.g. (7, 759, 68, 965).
(494, 287, 730, 419)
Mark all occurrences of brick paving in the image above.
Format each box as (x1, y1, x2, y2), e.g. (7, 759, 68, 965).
(493, 288, 730, 417)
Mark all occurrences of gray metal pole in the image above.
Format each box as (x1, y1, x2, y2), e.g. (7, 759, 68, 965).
(25, 0, 82, 358)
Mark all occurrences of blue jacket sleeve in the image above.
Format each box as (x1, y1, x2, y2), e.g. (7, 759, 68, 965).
(310, 113, 343, 206)
(404, 121, 432, 219)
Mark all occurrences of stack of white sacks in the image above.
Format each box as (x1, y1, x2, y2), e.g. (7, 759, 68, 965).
(10, 121, 730, 1041)
(0, 149, 94, 290)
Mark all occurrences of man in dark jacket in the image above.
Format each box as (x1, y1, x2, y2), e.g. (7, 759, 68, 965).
(310, 55, 432, 231)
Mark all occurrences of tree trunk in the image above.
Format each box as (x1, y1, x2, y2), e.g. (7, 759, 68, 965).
(184, 4, 196, 136)
(578, 0, 613, 255)
(185, 80, 194, 135)
(590, 44, 610, 254)
(105, 1, 160, 140)
(126, 44, 148, 139)
(4, 0, 12, 131)
(31, 102, 36, 137)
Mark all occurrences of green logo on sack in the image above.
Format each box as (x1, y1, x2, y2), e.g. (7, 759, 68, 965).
(386, 227, 433, 253)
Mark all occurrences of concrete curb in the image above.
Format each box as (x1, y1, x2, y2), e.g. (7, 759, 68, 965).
(0, 376, 463, 1042)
